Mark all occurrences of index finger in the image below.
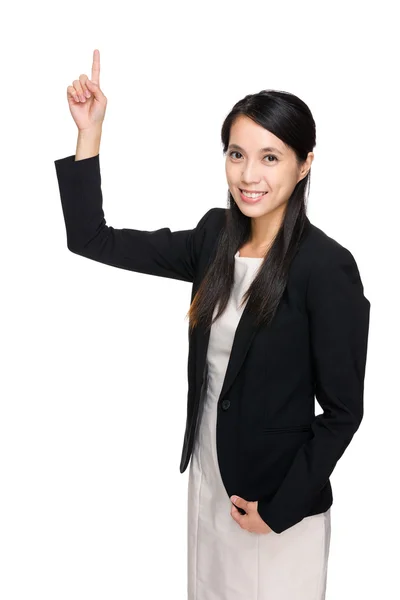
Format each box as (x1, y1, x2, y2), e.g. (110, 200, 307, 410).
(91, 48, 100, 85)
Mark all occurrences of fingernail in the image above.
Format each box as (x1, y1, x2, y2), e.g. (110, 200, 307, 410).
(85, 90, 91, 98)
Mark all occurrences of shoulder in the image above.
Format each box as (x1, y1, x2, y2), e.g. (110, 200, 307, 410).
(191, 207, 226, 263)
(301, 219, 368, 305)
(204, 207, 227, 228)
(194, 207, 227, 242)
(300, 218, 364, 290)
(204, 210, 357, 259)
(200, 209, 363, 277)
(303, 219, 357, 266)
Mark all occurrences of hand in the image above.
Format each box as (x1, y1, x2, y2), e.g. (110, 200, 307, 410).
(230, 496, 273, 534)
(67, 49, 108, 132)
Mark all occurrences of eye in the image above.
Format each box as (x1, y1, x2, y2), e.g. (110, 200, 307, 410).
(228, 151, 278, 163)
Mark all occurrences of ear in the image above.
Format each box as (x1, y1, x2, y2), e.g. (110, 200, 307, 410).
(297, 151, 314, 183)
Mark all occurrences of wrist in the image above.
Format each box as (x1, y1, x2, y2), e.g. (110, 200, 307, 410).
(75, 127, 102, 161)
(77, 127, 102, 144)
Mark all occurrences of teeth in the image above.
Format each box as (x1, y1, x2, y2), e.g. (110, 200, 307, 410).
(241, 190, 266, 198)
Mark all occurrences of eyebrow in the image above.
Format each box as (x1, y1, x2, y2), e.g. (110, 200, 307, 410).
(228, 143, 284, 156)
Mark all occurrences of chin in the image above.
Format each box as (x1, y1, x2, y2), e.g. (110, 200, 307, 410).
(237, 199, 271, 214)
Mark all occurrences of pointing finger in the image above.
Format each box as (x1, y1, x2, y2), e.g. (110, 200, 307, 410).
(91, 48, 100, 86)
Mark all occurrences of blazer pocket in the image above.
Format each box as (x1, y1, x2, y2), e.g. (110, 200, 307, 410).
(261, 424, 312, 433)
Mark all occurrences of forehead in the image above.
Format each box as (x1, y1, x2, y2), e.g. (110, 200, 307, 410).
(229, 115, 287, 154)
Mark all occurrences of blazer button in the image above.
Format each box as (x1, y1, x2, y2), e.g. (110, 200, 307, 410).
(221, 399, 231, 411)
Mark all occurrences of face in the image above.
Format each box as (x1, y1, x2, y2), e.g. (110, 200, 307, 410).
(225, 115, 314, 223)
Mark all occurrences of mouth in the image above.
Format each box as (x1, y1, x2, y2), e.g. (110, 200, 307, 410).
(239, 188, 268, 203)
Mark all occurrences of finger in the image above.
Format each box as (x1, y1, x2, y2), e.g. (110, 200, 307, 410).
(91, 48, 100, 86)
(73, 79, 86, 102)
(231, 495, 248, 511)
(67, 85, 80, 103)
(79, 74, 92, 99)
(231, 507, 247, 529)
(231, 504, 242, 522)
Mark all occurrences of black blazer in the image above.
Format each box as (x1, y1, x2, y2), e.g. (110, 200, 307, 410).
(54, 153, 371, 534)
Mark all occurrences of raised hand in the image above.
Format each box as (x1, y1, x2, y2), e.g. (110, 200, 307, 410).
(66, 49, 107, 132)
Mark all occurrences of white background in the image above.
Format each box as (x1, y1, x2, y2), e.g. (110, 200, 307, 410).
(1, 1, 397, 598)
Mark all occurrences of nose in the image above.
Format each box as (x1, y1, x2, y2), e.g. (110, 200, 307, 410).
(240, 162, 263, 186)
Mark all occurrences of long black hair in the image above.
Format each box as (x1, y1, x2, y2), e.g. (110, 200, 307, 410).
(187, 89, 316, 332)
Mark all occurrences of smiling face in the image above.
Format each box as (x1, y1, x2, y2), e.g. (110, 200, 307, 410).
(225, 114, 313, 223)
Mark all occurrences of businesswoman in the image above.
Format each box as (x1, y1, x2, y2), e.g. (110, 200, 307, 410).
(55, 49, 370, 600)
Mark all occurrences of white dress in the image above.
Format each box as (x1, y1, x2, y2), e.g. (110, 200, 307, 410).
(187, 250, 331, 600)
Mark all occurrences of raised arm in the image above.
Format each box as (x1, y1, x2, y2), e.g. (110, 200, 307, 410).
(54, 153, 215, 282)
(56, 49, 215, 282)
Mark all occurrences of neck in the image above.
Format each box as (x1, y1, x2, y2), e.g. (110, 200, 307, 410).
(249, 206, 285, 249)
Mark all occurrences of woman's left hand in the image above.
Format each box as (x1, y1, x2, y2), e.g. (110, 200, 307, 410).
(230, 496, 273, 534)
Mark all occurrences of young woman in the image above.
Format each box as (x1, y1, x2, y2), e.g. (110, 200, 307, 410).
(55, 49, 370, 600)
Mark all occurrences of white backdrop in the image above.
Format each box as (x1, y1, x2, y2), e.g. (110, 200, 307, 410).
(0, 0, 396, 598)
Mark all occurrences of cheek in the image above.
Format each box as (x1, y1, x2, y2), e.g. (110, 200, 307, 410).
(225, 164, 235, 185)
(269, 178, 291, 198)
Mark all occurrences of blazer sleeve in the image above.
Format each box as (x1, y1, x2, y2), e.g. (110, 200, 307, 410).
(257, 246, 371, 534)
(54, 153, 215, 282)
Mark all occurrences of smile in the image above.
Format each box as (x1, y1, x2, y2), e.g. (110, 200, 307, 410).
(240, 190, 267, 198)
(239, 189, 268, 203)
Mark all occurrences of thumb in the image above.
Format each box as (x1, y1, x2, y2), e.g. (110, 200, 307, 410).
(231, 495, 246, 508)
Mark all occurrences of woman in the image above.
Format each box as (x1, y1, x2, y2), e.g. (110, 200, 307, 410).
(55, 49, 370, 599)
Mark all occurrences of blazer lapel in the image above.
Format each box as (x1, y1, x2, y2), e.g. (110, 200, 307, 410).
(195, 297, 260, 403)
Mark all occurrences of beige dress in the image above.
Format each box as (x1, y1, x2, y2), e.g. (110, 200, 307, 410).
(187, 250, 331, 600)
